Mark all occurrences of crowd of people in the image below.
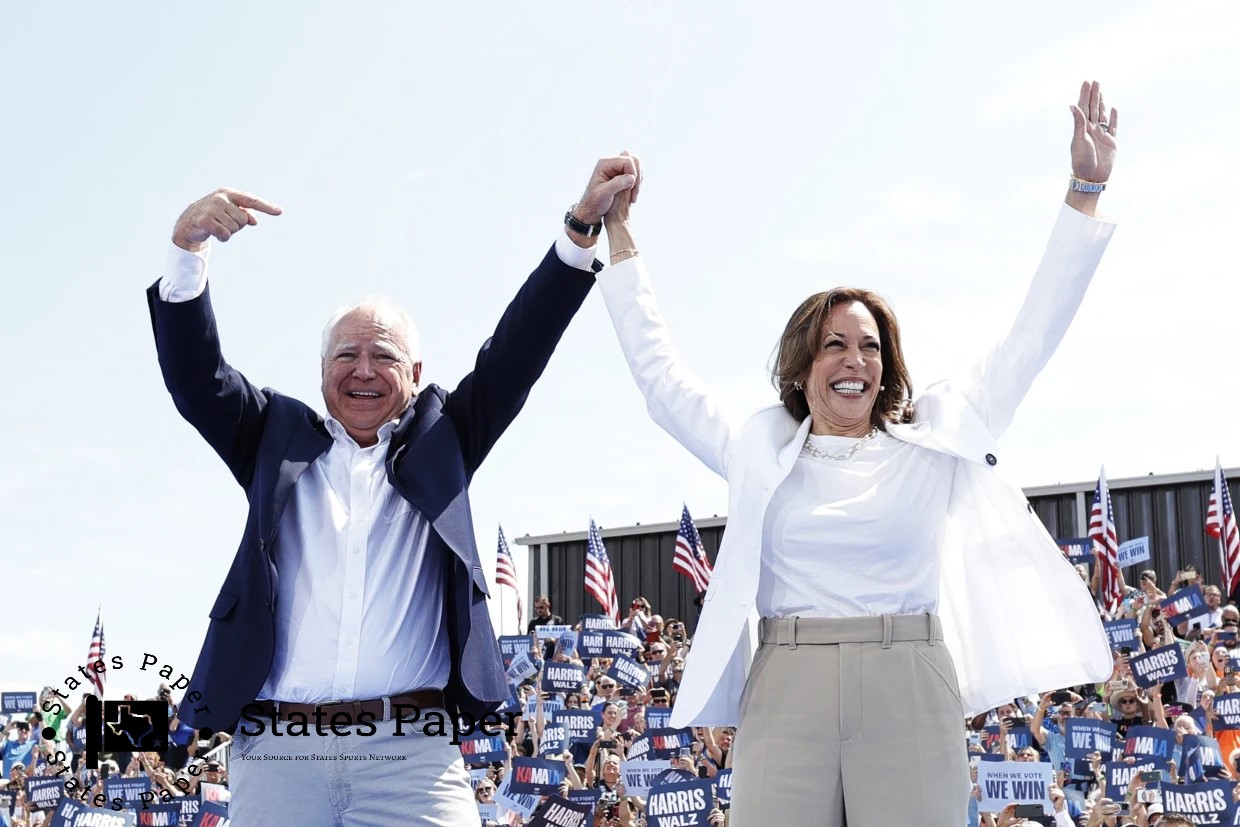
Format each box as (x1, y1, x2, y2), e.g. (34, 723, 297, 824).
(8, 566, 1238, 826)
(1, 684, 230, 826)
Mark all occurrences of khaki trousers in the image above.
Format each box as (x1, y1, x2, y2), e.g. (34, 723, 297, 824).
(730, 614, 970, 826)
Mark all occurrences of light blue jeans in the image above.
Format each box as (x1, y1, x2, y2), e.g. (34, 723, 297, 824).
(227, 710, 477, 826)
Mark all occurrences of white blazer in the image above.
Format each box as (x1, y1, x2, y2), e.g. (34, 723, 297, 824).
(596, 204, 1118, 725)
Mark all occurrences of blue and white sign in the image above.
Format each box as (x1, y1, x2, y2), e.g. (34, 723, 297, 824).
(1064, 719, 1116, 760)
(1056, 538, 1096, 565)
(646, 779, 713, 827)
(1212, 693, 1240, 731)
(495, 774, 539, 820)
(460, 731, 508, 765)
(509, 757, 567, 796)
(621, 760, 673, 797)
(534, 625, 574, 642)
(1124, 726, 1177, 761)
(507, 650, 539, 685)
(25, 777, 64, 811)
(527, 795, 592, 827)
(188, 800, 229, 827)
(554, 709, 599, 745)
(1161, 780, 1235, 824)
(499, 635, 533, 669)
(49, 798, 137, 827)
(606, 655, 650, 691)
(647, 728, 694, 760)
(1161, 585, 1211, 624)
(976, 761, 1053, 815)
(134, 803, 181, 827)
(1129, 644, 1188, 688)
(1103, 619, 1139, 652)
(580, 614, 618, 632)
(1117, 536, 1151, 567)
(0, 693, 36, 715)
(715, 768, 733, 808)
(541, 663, 586, 694)
(578, 630, 644, 659)
(645, 707, 673, 730)
(105, 777, 152, 806)
(539, 723, 569, 757)
(1103, 760, 1157, 801)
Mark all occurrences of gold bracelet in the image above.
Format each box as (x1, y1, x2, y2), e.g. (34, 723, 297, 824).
(610, 248, 639, 257)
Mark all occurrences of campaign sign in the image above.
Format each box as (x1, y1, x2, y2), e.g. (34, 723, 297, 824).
(1215, 631, 1238, 646)
(525, 696, 564, 720)
(542, 663, 586, 694)
(528, 795, 592, 827)
(1056, 537, 1096, 565)
(460, 731, 508, 765)
(554, 709, 598, 745)
(539, 723, 569, 757)
(622, 759, 673, 797)
(1211, 693, 1240, 731)
(977, 761, 1053, 815)
(1104, 760, 1158, 800)
(477, 803, 498, 824)
(1124, 725, 1177, 761)
(0, 692, 36, 715)
(177, 794, 202, 825)
(136, 804, 182, 827)
(1182, 734, 1228, 783)
(567, 789, 602, 811)
(198, 783, 229, 804)
(1161, 780, 1235, 825)
(26, 777, 64, 811)
(715, 768, 733, 808)
(555, 631, 578, 657)
(0, 790, 13, 823)
(49, 799, 138, 827)
(983, 726, 1033, 752)
(645, 707, 673, 730)
(1064, 719, 1116, 760)
(578, 630, 644, 659)
(509, 757, 567, 796)
(580, 614, 618, 632)
(1104, 619, 1140, 652)
(647, 728, 694, 760)
(1130, 644, 1188, 688)
(188, 800, 229, 827)
(1161, 585, 1211, 624)
(1117, 536, 1151, 567)
(497, 684, 523, 716)
(647, 778, 713, 827)
(534, 624, 574, 642)
(507, 650, 539, 685)
(627, 733, 652, 761)
(495, 773, 539, 820)
(606, 655, 650, 691)
(499, 635, 532, 669)
(105, 777, 152, 806)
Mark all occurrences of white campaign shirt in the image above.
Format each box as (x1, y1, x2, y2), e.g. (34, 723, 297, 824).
(757, 430, 957, 618)
(159, 230, 596, 702)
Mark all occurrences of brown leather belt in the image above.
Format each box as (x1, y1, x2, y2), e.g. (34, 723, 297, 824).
(250, 689, 445, 722)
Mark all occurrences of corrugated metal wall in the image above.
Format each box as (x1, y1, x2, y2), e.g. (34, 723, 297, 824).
(526, 473, 1240, 633)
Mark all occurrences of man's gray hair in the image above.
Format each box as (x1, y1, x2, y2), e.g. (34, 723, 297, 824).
(320, 295, 421, 364)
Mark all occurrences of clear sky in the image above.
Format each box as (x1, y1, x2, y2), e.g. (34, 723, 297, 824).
(2, 1, 1237, 698)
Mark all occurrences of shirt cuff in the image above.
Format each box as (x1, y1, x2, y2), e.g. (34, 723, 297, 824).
(158, 242, 211, 302)
(554, 229, 597, 272)
(1053, 809, 1074, 827)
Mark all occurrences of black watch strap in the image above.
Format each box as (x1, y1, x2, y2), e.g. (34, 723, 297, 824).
(564, 207, 603, 238)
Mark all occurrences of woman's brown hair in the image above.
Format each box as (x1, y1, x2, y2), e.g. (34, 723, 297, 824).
(771, 287, 914, 427)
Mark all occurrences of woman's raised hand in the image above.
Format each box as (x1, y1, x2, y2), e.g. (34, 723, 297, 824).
(1069, 80, 1118, 183)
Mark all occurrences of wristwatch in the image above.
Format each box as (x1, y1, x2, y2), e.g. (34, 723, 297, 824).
(1068, 176, 1106, 193)
(564, 205, 603, 238)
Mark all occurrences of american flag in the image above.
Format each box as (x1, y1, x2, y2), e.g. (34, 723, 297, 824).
(495, 525, 523, 628)
(1208, 459, 1240, 598)
(1088, 468, 1123, 614)
(585, 519, 620, 624)
(673, 504, 713, 593)
(85, 607, 106, 697)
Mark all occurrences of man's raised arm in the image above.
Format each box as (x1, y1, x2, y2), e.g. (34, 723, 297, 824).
(147, 188, 283, 486)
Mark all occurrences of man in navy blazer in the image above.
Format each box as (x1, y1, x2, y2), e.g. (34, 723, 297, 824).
(147, 156, 641, 826)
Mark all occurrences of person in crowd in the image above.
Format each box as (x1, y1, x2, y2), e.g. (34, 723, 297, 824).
(593, 80, 1119, 825)
(527, 596, 565, 634)
(147, 155, 639, 825)
(1, 723, 35, 777)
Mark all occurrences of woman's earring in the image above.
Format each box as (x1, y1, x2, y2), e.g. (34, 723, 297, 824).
(793, 381, 803, 391)
(880, 384, 886, 391)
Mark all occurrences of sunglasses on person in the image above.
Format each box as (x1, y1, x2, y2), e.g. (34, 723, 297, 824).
(1118, 698, 1140, 705)
(597, 682, 616, 690)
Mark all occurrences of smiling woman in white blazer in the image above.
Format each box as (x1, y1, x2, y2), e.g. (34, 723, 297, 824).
(591, 82, 1119, 825)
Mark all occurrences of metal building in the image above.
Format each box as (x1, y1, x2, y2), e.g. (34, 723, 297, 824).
(516, 467, 1239, 634)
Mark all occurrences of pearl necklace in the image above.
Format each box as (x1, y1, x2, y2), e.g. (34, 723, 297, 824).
(802, 426, 879, 461)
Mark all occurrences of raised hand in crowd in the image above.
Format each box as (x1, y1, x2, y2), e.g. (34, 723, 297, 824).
(171, 187, 283, 251)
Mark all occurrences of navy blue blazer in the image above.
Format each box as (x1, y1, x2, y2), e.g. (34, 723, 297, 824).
(147, 244, 598, 734)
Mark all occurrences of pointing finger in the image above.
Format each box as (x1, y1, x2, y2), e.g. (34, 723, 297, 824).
(222, 188, 283, 216)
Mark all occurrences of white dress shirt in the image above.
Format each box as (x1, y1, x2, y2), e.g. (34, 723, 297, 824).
(159, 231, 595, 702)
